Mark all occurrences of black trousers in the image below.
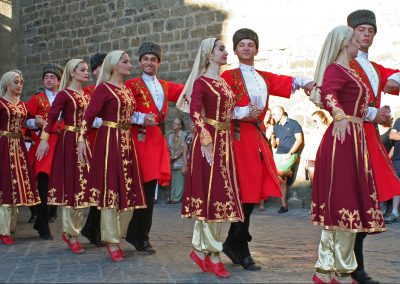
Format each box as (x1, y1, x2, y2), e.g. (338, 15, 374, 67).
(126, 179, 157, 243)
(33, 173, 51, 236)
(224, 203, 255, 258)
(81, 206, 101, 244)
(354, 232, 367, 272)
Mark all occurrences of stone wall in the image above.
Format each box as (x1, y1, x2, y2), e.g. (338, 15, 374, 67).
(0, 0, 19, 76)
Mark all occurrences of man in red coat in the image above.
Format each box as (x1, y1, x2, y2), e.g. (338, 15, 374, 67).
(25, 63, 63, 240)
(347, 9, 400, 284)
(80, 52, 106, 247)
(125, 42, 184, 253)
(221, 28, 314, 270)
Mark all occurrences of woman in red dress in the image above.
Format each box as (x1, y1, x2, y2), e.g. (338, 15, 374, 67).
(36, 59, 92, 254)
(0, 70, 40, 245)
(309, 25, 389, 283)
(177, 38, 244, 278)
(77, 50, 146, 262)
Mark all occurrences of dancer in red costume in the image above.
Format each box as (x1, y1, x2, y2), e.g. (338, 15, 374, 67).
(0, 70, 40, 245)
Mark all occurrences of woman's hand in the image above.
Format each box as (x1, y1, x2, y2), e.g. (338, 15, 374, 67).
(36, 140, 49, 161)
(201, 143, 214, 166)
(77, 140, 88, 165)
(332, 119, 350, 144)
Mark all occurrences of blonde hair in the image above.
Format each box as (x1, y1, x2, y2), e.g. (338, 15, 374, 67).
(309, 25, 353, 107)
(176, 38, 217, 113)
(96, 50, 126, 86)
(58, 59, 85, 91)
(0, 70, 24, 97)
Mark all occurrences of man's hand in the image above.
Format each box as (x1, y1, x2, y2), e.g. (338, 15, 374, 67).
(143, 112, 157, 126)
(303, 81, 315, 96)
(384, 79, 400, 93)
(36, 140, 49, 161)
(35, 115, 45, 128)
(77, 141, 89, 166)
(332, 119, 350, 144)
(374, 105, 393, 125)
(248, 103, 262, 119)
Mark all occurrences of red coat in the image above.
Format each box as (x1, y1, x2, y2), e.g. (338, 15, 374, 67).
(221, 68, 293, 203)
(125, 77, 183, 186)
(25, 92, 64, 177)
(350, 59, 400, 202)
(83, 84, 98, 150)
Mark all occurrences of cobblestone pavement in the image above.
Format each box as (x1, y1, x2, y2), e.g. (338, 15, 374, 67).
(1, 202, 399, 283)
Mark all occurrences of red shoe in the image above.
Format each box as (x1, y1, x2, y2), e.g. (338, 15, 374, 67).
(189, 250, 211, 272)
(62, 233, 84, 254)
(106, 244, 124, 262)
(205, 256, 230, 278)
(0, 235, 16, 245)
(312, 273, 330, 284)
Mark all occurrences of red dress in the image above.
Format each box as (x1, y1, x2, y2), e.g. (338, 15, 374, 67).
(181, 77, 243, 222)
(125, 78, 183, 186)
(350, 60, 400, 202)
(0, 98, 40, 206)
(83, 85, 98, 150)
(42, 89, 92, 208)
(311, 64, 385, 233)
(26, 92, 64, 177)
(80, 82, 146, 211)
(221, 69, 291, 203)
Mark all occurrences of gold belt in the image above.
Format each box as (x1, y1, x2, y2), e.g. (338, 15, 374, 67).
(0, 130, 22, 139)
(102, 120, 131, 130)
(204, 117, 231, 130)
(64, 125, 81, 132)
(347, 116, 363, 124)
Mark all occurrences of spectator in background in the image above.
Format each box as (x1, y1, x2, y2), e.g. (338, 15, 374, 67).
(305, 110, 330, 184)
(167, 118, 187, 204)
(386, 118, 400, 224)
(271, 106, 304, 213)
(182, 120, 195, 176)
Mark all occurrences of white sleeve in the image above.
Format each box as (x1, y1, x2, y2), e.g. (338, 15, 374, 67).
(364, 107, 378, 122)
(91, 117, 103, 128)
(292, 76, 313, 93)
(233, 106, 249, 119)
(388, 72, 400, 84)
(131, 112, 146, 125)
(25, 118, 36, 129)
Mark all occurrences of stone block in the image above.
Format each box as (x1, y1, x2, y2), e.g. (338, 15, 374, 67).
(67, 2, 79, 13)
(189, 28, 205, 39)
(184, 16, 194, 28)
(166, 18, 184, 31)
(170, 42, 185, 52)
(100, 42, 112, 52)
(138, 22, 150, 34)
(161, 32, 174, 43)
(116, 17, 132, 26)
(194, 12, 214, 26)
(153, 20, 164, 33)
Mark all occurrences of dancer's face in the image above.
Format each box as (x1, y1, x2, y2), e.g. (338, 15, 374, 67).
(6, 75, 23, 96)
(234, 39, 258, 62)
(210, 40, 228, 66)
(352, 24, 376, 53)
(140, 54, 160, 76)
(346, 34, 361, 59)
(71, 62, 89, 83)
(114, 53, 132, 76)
(43, 73, 59, 92)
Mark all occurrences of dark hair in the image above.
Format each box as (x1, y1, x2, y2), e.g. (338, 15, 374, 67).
(173, 118, 184, 129)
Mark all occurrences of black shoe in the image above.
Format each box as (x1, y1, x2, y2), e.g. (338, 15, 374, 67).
(28, 215, 36, 223)
(240, 255, 261, 271)
(222, 243, 241, 265)
(278, 206, 288, 214)
(81, 229, 104, 246)
(39, 233, 54, 240)
(143, 240, 156, 253)
(351, 270, 379, 284)
(127, 239, 156, 253)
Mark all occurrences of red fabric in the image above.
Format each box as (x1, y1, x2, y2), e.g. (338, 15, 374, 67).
(44, 89, 92, 207)
(311, 64, 385, 233)
(83, 85, 98, 150)
(221, 68, 292, 202)
(0, 98, 40, 206)
(124, 78, 184, 185)
(82, 82, 146, 210)
(181, 77, 243, 222)
(25, 92, 64, 177)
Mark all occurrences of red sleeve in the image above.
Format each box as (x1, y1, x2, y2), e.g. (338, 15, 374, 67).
(264, 71, 293, 99)
(43, 91, 67, 134)
(374, 62, 400, 96)
(190, 79, 212, 146)
(167, 81, 185, 103)
(81, 84, 108, 139)
(321, 65, 346, 116)
(124, 79, 137, 100)
(25, 95, 38, 117)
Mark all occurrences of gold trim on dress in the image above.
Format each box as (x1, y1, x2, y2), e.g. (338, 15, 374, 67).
(203, 117, 231, 130)
(0, 130, 22, 139)
(64, 125, 81, 132)
(102, 120, 131, 130)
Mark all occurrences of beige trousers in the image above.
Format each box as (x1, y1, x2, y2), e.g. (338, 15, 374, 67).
(315, 229, 357, 275)
(0, 206, 18, 235)
(62, 207, 84, 238)
(192, 220, 222, 255)
(101, 209, 133, 244)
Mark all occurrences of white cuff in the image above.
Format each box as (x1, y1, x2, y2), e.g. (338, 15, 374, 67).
(92, 117, 103, 128)
(292, 76, 313, 93)
(131, 112, 145, 125)
(364, 107, 377, 122)
(388, 72, 400, 85)
(25, 118, 37, 129)
(233, 106, 249, 119)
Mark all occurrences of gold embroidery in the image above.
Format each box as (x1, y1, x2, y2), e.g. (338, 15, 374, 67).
(338, 208, 362, 230)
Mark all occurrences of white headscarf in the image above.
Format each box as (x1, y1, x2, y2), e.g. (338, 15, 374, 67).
(96, 50, 126, 86)
(59, 58, 85, 91)
(0, 70, 23, 97)
(176, 38, 217, 113)
(310, 25, 353, 107)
